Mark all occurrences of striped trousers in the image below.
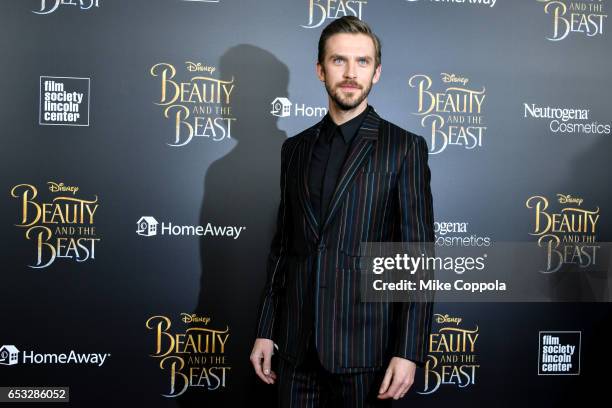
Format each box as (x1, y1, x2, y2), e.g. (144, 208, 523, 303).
(276, 332, 392, 408)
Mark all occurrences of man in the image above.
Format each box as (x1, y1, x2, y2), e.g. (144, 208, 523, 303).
(251, 16, 435, 406)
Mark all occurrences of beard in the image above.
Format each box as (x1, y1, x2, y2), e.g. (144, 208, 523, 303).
(323, 71, 374, 111)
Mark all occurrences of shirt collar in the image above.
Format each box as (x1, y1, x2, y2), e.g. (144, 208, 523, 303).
(323, 104, 371, 144)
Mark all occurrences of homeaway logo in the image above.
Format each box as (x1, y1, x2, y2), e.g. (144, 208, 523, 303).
(0, 345, 19, 365)
(137, 216, 159, 236)
(0, 344, 110, 367)
(136, 216, 246, 239)
(271, 97, 326, 118)
(271, 97, 292, 117)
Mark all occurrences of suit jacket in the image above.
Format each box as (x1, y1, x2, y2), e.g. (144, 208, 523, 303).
(255, 106, 435, 374)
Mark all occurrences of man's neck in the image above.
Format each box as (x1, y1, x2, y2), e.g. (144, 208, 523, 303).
(327, 99, 368, 126)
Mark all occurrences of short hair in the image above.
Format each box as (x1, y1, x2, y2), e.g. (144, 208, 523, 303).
(318, 16, 382, 68)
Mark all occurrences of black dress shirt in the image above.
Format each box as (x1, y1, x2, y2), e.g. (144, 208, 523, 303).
(308, 104, 372, 226)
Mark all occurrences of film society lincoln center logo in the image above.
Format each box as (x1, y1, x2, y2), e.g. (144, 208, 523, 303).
(39, 76, 90, 126)
(538, 331, 581, 375)
(10, 182, 100, 269)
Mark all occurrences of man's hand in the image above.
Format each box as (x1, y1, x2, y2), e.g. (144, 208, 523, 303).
(377, 356, 417, 400)
(250, 338, 277, 385)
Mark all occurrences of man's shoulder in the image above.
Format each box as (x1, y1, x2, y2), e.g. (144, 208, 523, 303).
(281, 121, 321, 149)
(377, 115, 429, 152)
(279, 112, 430, 153)
(292, 120, 321, 140)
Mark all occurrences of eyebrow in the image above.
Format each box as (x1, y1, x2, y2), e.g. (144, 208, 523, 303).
(329, 54, 373, 62)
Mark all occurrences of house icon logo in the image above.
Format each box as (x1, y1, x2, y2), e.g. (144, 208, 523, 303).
(136, 216, 159, 237)
(0, 345, 19, 365)
(271, 97, 292, 117)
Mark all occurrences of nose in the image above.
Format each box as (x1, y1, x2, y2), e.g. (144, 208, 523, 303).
(344, 59, 357, 79)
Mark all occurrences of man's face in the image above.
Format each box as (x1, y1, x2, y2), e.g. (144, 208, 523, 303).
(317, 33, 381, 111)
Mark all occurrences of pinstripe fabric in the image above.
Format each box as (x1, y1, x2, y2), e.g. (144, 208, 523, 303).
(276, 337, 391, 407)
(255, 106, 435, 374)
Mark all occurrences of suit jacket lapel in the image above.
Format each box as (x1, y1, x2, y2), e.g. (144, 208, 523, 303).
(296, 106, 381, 241)
(320, 107, 380, 233)
(297, 123, 323, 241)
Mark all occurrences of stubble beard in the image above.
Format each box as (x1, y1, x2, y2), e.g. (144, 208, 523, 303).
(323, 69, 374, 111)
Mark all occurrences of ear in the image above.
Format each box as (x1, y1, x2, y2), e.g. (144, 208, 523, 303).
(316, 61, 325, 82)
(372, 63, 382, 84)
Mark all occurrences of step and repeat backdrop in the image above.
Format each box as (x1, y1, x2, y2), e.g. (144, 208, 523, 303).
(1, 0, 611, 406)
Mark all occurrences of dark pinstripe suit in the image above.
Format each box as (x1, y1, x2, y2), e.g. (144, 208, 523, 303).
(255, 106, 435, 379)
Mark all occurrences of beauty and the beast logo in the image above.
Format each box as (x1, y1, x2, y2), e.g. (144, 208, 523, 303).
(419, 314, 479, 394)
(10, 182, 99, 269)
(150, 61, 236, 147)
(526, 194, 600, 273)
(146, 314, 231, 398)
(33, 0, 100, 15)
(536, 0, 607, 41)
(302, 0, 367, 28)
(408, 73, 486, 154)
